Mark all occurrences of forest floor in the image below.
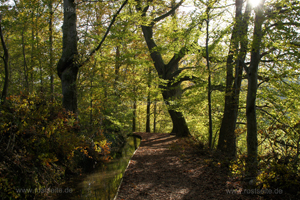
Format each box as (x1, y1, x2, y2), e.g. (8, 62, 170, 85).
(114, 132, 284, 200)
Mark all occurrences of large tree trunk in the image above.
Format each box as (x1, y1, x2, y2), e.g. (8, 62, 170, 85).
(167, 110, 189, 137)
(162, 87, 190, 137)
(57, 0, 127, 112)
(136, 1, 191, 137)
(218, 0, 250, 156)
(246, 1, 265, 179)
(218, 100, 238, 155)
(57, 0, 78, 113)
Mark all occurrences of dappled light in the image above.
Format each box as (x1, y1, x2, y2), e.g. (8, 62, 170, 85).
(0, 0, 299, 199)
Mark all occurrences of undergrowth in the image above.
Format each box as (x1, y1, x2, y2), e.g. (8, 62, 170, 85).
(229, 153, 300, 198)
(0, 93, 112, 199)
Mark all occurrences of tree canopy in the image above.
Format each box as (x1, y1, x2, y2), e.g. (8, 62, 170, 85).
(0, 0, 300, 198)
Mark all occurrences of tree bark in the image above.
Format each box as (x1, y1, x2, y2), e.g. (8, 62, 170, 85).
(21, 27, 29, 93)
(218, 0, 251, 156)
(146, 67, 151, 133)
(57, 0, 128, 113)
(0, 15, 9, 105)
(162, 86, 190, 137)
(49, 0, 54, 101)
(153, 98, 157, 133)
(57, 0, 79, 113)
(30, 10, 35, 93)
(136, 1, 190, 137)
(206, 9, 213, 148)
(246, 0, 265, 179)
(114, 46, 120, 95)
(132, 86, 137, 132)
(146, 92, 151, 132)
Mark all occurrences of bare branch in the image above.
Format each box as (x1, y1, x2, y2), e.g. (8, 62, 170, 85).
(258, 108, 289, 127)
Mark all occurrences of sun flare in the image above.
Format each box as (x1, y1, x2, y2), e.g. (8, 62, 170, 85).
(249, 0, 262, 7)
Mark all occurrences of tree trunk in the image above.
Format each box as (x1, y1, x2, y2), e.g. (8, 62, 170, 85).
(0, 15, 9, 105)
(132, 86, 137, 132)
(146, 90, 151, 132)
(35, 15, 43, 92)
(153, 98, 157, 133)
(162, 88, 190, 137)
(206, 10, 213, 148)
(60, 67, 78, 112)
(56, 0, 127, 112)
(114, 46, 120, 95)
(218, 0, 250, 156)
(246, 1, 265, 179)
(49, 0, 54, 100)
(30, 11, 35, 93)
(167, 110, 189, 137)
(57, 0, 78, 113)
(21, 28, 29, 93)
(136, 2, 191, 137)
(146, 67, 151, 133)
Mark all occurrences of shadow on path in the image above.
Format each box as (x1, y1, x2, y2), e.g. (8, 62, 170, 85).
(115, 132, 259, 200)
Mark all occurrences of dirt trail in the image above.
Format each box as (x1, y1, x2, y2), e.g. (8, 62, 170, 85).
(114, 132, 262, 200)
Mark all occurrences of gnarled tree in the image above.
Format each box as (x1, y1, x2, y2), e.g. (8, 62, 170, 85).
(135, 0, 191, 137)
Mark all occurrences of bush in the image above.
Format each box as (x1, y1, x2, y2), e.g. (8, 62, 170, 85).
(257, 155, 300, 195)
(229, 153, 300, 197)
(0, 93, 111, 199)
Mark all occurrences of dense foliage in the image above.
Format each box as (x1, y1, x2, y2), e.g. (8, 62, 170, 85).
(0, 0, 299, 198)
(0, 93, 111, 199)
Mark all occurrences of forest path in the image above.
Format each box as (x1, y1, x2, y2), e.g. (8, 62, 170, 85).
(114, 132, 258, 200)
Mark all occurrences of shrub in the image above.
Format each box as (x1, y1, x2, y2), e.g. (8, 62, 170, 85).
(0, 93, 111, 199)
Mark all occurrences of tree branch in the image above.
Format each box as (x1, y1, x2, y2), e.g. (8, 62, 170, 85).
(211, 84, 226, 92)
(182, 85, 197, 93)
(152, 0, 184, 24)
(165, 46, 188, 77)
(169, 67, 197, 79)
(78, 0, 128, 68)
(260, 48, 276, 59)
(171, 75, 198, 87)
(182, 83, 225, 93)
(265, 2, 299, 17)
(258, 108, 288, 126)
(242, 74, 269, 82)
